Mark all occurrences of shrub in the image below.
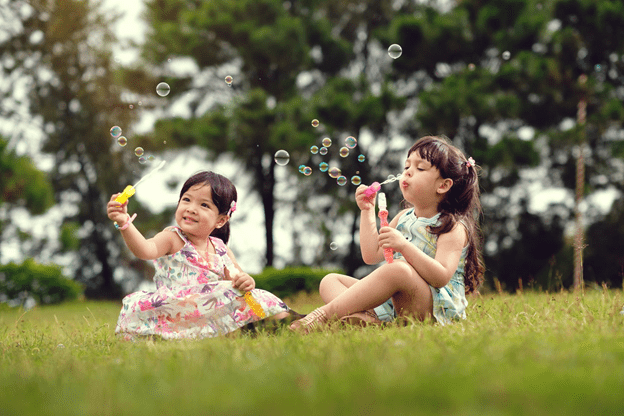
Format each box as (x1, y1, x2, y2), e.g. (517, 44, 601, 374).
(252, 267, 342, 299)
(0, 259, 83, 306)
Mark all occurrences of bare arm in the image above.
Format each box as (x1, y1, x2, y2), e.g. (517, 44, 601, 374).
(106, 194, 175, 260)
(225, 247, 255, 292)
(379, 222, 466, 288)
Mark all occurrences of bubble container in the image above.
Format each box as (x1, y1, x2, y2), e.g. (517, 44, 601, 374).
(377, 192, 394, 264)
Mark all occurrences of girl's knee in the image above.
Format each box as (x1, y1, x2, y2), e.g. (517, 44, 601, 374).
(319, 273, 340, 292)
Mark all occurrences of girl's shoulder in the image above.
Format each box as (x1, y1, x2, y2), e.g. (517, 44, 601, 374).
(209, 236, 228, 256)
(161, 226, 186, 253)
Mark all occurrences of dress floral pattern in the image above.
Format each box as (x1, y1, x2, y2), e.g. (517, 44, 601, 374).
(115, 226, 289, 340)
(393, 209, 469, 325)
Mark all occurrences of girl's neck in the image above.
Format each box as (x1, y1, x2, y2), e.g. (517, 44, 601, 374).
(183, 229, 214, 253)
(411, 202, 440, 219)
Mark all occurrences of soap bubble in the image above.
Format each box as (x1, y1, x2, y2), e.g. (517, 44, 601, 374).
(468, 63, 476, 71)
(225, 75, 233, 85)
(310, 145, 319, 154)
(311, 119, 320, 128)
(339, 147, 349, 158)
(156, 82, 170, 97)
(328, 167, 341, 179)
(319, 147, 328, 155)
(138, 156, 147, 164)
(387, 174, 396, 181)
(351, 176, 362, 185)
(345, 136, 357, 149)
(322, 137, 332, 147)
(502, 51, 511, 60)
(110, 126, 122, 138)
(117, 136, 127, 147)
(303, 166, 312, 176)
(135, 147, 144, 157)
(147, 155, 155, 162)
(129, 104, 134, 109)
(319, 162, 329, 172)
(274, 149, 290, 166)
(337, 176, 347, 186)
(330, 242, 338, 250)
(299, 164, 306, 173)
(388, 44, 403, 59)
(358, 154, 366, 162)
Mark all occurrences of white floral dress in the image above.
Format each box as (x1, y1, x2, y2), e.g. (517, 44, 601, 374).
(115, 226, 289, 340)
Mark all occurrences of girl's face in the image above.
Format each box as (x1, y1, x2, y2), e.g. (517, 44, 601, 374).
(400, 151, 452, 207)
(175, 184, 228, 239)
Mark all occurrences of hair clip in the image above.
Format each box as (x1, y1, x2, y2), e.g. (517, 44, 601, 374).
(227, 201, 237, 217)
(466, 157, 475, 168)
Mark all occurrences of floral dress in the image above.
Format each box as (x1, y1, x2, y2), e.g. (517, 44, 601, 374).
(115, 226, 289, 340)
(375, 209, 469, 325)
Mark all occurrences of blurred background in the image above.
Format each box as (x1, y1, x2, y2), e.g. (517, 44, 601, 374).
(2, 0, 624, 306)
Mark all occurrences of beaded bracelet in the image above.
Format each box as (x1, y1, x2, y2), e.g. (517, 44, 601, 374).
(114, 213, 137, 231)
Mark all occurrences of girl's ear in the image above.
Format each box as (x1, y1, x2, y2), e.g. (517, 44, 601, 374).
(437, 178, 453, 194)
(215, 215, 230, 229)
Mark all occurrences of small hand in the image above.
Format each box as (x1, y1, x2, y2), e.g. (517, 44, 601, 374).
(355, 185, 376, 211)
(230, 270, 256, 292)
(378, 226, 406, 252)
(107, 194, 128, 224)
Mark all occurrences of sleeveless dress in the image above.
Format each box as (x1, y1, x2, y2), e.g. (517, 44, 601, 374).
(374, 209, 468, 325)
(115, 226, 289, 340)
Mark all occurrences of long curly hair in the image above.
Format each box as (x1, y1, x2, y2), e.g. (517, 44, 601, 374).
(407, 136, 485, 294)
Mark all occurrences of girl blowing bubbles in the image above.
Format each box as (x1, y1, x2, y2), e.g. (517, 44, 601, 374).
(108, 171, 292, 340)
(291, 136, 484, 332)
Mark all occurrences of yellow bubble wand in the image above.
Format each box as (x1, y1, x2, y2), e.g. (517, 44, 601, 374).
(115, 160, 167, 204)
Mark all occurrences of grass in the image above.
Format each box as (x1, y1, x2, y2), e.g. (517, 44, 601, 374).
(1, 289, 623, 416)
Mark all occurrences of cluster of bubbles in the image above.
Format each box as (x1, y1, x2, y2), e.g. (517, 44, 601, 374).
(110, 126, 155, 164)
(274, 122, 366, 187)
(225, 75, 233, 86)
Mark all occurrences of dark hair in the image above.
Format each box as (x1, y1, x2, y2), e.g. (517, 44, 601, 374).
(178, 171, 237, 244)
(407, 135, 484, 294)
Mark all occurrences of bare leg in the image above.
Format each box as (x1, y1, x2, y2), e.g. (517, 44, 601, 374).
(319, 273, 359, 304)
(319, 261, 433, 321)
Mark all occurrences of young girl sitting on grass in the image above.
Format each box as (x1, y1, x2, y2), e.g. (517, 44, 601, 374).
(108, 171, 293, 340)
(291, 135, 484, 332)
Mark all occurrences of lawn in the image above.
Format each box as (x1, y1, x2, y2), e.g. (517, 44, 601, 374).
(1, 289, 623, 416)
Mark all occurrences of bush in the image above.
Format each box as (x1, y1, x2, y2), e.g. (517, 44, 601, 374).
(0, 259, 83, 306)
(252, 267, 342, 299)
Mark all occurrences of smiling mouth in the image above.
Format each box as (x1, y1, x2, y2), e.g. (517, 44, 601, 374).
(183, 216, 197, 223)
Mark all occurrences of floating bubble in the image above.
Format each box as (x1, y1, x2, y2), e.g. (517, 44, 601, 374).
(468, 63, 476, 71)
(138, 156, 147, 164)
(117, 136, 127, 147)
(329, 242, 338, 250)
(336, 176, 347, 186)
(388, 44, 403, 59)
(502, 51, 511, 60)
(138, 101, 143, 106)
(299, 164, 306, 173)
(339, 147, 349, 158)
(595, 64, 602, 72)
(147, 155, 155, 162)
(225, 75, 233, 85)
(328, 167, 341, 179)
(319, 146, 328, 155)
(156, 82, 170, 97)
(163, 140, 167, 144)
(129, 104, 134, 109)
(311, 119, 320, 128)
(358, 154, 366, 162)
(310, 145, 319, 154)
(303, 166, 312, 176)
(345, 136, 357, 149)
(351, 175, 362, 185)
(387, 174, 396, 181)
(322, 137, 332, 147)
(319, 162, 329, 172)
(274, 149, 290, 166)
(135, 147, 144, 157)
(110, 126, 122, 138)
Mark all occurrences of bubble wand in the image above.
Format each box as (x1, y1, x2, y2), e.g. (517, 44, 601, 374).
(377, 192, 394, 263)
(115, 160, 167, 204)
(363, 174, 402, 199)
(225, 266, 266, 318)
